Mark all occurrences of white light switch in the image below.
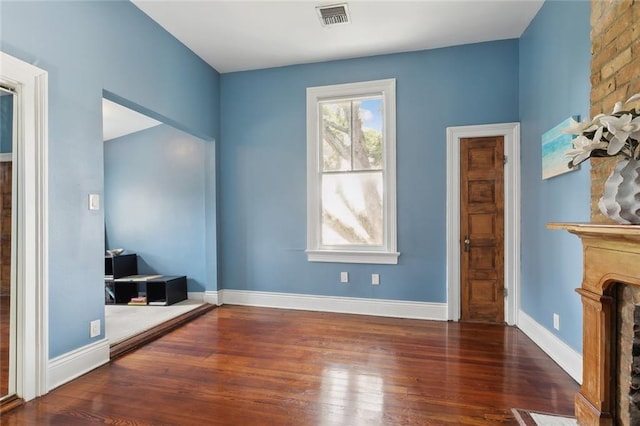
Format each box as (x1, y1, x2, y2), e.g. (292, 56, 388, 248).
(90, 319, 101, 338)
(340, 272, 349, 283)
(89, 193, 100, 210)
(372, 274, 380, 285)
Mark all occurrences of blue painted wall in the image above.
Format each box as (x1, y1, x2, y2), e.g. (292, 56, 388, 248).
(518, 0, 591, 351)
(219, 41, 519, 302)
(0, 0, 591, 362)
(1, 1, 219, 357)
(0, 94, 12, 153)
(104, 124, 208, 292)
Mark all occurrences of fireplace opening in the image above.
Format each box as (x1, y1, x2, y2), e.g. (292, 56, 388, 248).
(617, 284, 640, 425)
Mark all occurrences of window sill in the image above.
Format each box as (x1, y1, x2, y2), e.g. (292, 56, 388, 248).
(306, 250, 399, 265)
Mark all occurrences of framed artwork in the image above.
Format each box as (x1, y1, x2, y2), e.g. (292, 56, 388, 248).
(542, 116, 579, 180)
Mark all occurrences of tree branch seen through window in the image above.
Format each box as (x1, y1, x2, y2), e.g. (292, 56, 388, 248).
(320, 98, 383, 246)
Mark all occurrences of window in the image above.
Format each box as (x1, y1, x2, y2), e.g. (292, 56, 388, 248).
(306, 79, 398, 264)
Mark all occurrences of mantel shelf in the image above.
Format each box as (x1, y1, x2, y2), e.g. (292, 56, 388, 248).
(548, 222, 640, 243)
(548, 221, 640, 233)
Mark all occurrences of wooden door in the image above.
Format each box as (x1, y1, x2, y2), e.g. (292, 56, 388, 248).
(460, 136, 504, 323)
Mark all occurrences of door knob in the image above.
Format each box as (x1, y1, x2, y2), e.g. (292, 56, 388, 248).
(464, 235, 470, 252)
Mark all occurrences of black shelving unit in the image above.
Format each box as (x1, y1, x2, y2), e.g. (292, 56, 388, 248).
(146, 276, 187, 305)
(105, 253, 137, 279)
(112, 275, 187, 306)
(105, 253, 187, 306)
(105, 253, 137, 304)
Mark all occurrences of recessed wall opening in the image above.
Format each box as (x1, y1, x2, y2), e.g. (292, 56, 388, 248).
(101, 96, 211, 353)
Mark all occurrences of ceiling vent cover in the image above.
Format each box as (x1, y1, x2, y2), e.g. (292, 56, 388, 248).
(316, 3, 351, 27)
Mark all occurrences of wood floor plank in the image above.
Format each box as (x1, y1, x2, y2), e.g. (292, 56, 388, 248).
(109, 303, 216, 359)
(0, 305, 578, 425)
(0, 295, 10, 398)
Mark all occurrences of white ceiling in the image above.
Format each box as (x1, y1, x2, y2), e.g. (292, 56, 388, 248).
(132, 0, 544, 74)
(102, 98, 161, 141)
(106, 0, 544, 138)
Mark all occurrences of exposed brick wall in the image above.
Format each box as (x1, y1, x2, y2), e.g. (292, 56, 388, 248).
(590, 0, 640, 222)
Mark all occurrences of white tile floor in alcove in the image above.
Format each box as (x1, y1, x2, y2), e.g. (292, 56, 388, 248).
(105, 299, 204, 344)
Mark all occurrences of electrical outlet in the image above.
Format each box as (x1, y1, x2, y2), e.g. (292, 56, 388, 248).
(372, 274, 380, 285)
(90, 319, 101, 338)
(340, 272, 349, 283)
(553, 313, 560, 330)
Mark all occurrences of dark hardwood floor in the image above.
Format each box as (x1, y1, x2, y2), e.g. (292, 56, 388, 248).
(0, 295, 10, 398)
(109, 302, 216, 359)
(0, 306, 579, 425)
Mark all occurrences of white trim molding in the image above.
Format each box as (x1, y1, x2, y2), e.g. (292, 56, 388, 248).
(517, 310, 582, 384)
(187, 291, 204, 302)
(203, 290, 220, 306)
(0, 153, 12, 162)
(445, 123, 521, 325)
(187, 291, 220, 305)
(306, 250, 399, 265)
(47, 339, 109, 392)
(1, 51, 49, 401)
(219, 289, 447, 321)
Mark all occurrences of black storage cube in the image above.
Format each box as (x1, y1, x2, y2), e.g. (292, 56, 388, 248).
(105, 253, 137, 279)
(146, 276, 187, 306)
(113, 281, 140, 304)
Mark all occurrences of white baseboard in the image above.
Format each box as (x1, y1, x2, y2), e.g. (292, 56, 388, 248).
(219, 289, 447, 321)
(203, 290, 220, 305)
(517, 309, 582, 384)
(187, 291, 219, 305)
(47, 338, 110, 391)
(187, 291, 204, 302)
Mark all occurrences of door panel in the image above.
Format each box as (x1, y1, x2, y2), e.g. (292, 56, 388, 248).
(460, 136, 504, 323)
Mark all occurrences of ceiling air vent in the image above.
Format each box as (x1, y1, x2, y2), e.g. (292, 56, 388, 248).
(316, 3, 351, 27)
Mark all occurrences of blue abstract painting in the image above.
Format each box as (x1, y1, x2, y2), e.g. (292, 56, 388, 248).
(542, 116, 579, 180)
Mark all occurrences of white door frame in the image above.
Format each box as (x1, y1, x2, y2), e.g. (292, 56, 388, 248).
(446, 123, 520, 325)
(0, 51, 49, 400)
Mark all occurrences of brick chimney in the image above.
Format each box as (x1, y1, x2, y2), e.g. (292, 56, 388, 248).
(589, 0, 640, 223)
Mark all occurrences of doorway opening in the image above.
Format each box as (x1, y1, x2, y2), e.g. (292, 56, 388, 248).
(445, 123, 520, 325)
(101, 96, 211, 355)
(0, 51, 49, 406)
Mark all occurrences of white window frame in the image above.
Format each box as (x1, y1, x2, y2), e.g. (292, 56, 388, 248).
(306, 78, 398, 264)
